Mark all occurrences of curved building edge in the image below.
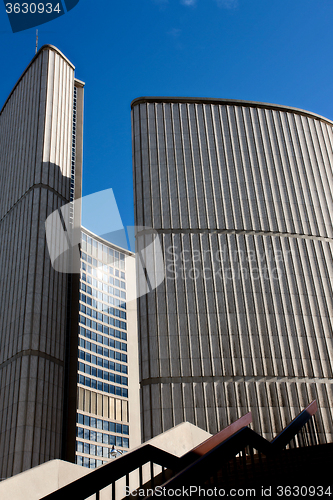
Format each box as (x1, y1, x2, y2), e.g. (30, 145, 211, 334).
(0, 45, 82, 117)
(131, 96, 333, 127)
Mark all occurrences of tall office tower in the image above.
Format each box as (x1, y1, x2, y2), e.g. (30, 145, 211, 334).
(132, 97, 333, 443)
(0, 46, 84, 477)
(75, 228, 140, 468)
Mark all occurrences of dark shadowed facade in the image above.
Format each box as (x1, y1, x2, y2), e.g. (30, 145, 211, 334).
(132, 97, 333, 444)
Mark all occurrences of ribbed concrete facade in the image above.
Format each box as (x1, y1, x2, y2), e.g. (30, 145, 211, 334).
(0, 46, 83, 477)
(132, 97, 333, 444)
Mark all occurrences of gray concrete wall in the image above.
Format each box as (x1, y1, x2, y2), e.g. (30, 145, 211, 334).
(132, 98, 333, 443)
(0, 46, 79, 477)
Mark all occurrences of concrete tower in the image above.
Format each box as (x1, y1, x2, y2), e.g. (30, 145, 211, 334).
(132, 97, 333, 444)
(0, 46, 83, 476)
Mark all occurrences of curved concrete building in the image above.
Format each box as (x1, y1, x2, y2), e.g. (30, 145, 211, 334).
(0, 46, 84, 476)
(131, 97, 333, 443)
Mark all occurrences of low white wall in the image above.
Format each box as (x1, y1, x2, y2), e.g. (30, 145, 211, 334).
(0, 459, 90, 500)
(0, 422, 211, 500)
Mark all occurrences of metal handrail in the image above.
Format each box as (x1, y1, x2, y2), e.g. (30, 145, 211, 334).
(150, 401, 319, 497)
(40, 413, 252, 500)
(40, 445, 179, 500)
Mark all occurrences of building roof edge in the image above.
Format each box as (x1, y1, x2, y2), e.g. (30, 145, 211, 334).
(0, 45, 75, 117)
(131, 96, 333, 126)
(81, 226, 135, 256)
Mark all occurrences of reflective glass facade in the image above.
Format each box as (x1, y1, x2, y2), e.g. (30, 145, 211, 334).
(75, 229, 133, 468)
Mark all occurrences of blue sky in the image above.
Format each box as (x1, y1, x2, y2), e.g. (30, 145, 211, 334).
(1, 0, 333, 233)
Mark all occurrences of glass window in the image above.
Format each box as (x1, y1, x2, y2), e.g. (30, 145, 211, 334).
(91, 417, 96, 428)
(103, 447, 109, 458)
(77, 427, 84, 438)
(109, 435, 116, 445)
(109, 422, 116, 432)
(97, 432, 103, 443)
(84, 442, 90, 454)
(90, 446, 96, 457)
(76, 455, 83, 466)
(84, 428, 90, 440)
(78, 413, 84, 425)
(84, 415, 90, 426)
(77, 441, 83, 453)
(90, 459, 96, 469)
(90, 430, 96, 442)
(97, 446, 103, 457)
(116, 436, 122, 447)
(103, 434, 108, 444)
(123, 425, 129, 435)
(123, 438, 129, 448)
(91, 379, 97, 390)
(97, 419, 102, 430)
(116, 423, 122, 434)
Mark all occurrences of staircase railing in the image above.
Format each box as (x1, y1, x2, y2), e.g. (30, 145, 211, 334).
(148, 401, 320, 497)
(40, 413, 252, 500)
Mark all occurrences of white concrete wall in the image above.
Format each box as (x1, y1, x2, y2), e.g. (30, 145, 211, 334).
(0, 421, 210, 500)
(0, 459, 90, 500)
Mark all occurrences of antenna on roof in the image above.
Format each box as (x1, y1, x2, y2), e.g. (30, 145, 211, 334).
(35, 29, 38, 55)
